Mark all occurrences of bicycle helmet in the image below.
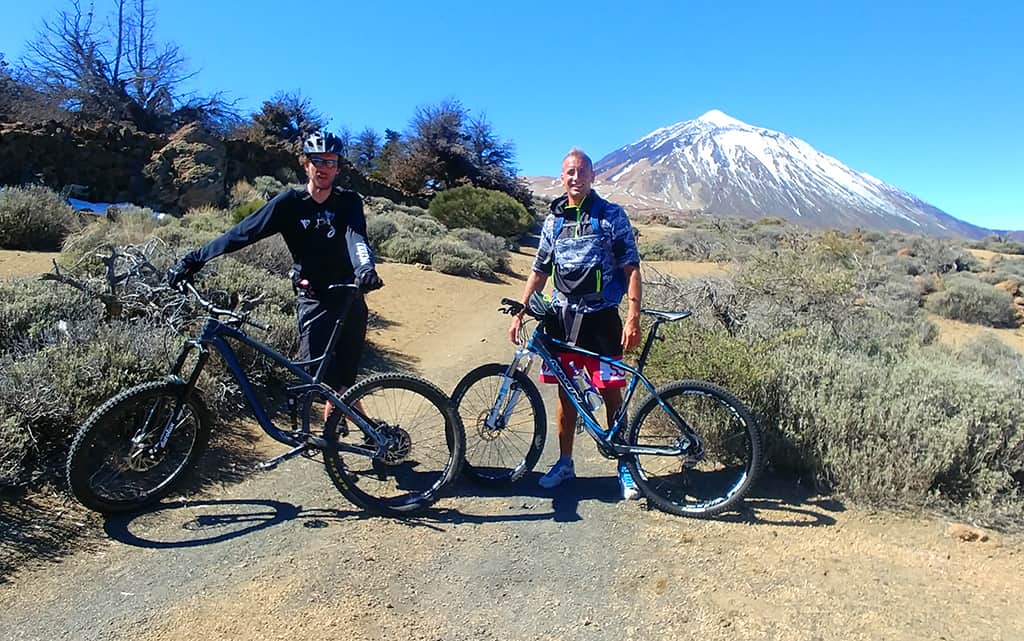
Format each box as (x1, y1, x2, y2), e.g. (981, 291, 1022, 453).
(527, 290, 557, 320)
(303, 129, 344, 155)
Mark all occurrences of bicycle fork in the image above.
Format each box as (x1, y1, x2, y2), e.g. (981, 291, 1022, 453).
(143, 338, 210, 454)
(484, 351, 535, 431)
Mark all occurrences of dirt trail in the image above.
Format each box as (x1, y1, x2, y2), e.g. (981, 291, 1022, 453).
(2, 250, 1023, 641)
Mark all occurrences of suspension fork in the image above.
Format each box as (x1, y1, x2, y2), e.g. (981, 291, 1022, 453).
(149, 336, 212, 450)
(484, 349, 535, 431)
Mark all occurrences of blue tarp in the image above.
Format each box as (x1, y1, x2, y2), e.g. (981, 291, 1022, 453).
(66, 197, 135, 214)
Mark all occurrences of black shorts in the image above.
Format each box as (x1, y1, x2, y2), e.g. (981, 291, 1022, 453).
(296, 291, 368, 389)
(544, 306, 623, 357)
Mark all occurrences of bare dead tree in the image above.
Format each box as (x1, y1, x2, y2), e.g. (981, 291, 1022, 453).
(20, 1, 121, 117)
(18, 0, 235, 132)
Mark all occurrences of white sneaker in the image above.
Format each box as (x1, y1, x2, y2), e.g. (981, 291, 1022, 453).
(618, 461, 641, 500)
(538, 459, 575, 488)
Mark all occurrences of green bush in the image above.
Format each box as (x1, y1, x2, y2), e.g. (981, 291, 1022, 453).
(229, 180, 260, 208)
(0, 185, 82, 251)
(253, 175, 287, 200)
(978, 271, 1023, 286)
(366, 208, 444, 245)
(365, 196, 429, 218)
(987, 255, 1024, 278)
(366, 216, 400, 246)
(645, 293, 1023, 524)
(367, 203, 511, 278)
(232, 233, 293, 275)
(0, 203, 305, 489)
(924, 275, 1018, 328)
(969, 235, 1024, 256)
(769, 345, 1022, 514)
(954, 333, 1024, 380)
(428, 185, 532, 237)
(230, 199, 265, 223)
(380, 234, 436, 265)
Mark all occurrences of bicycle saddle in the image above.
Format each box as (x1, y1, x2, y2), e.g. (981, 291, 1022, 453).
(640, 309, 692, 322)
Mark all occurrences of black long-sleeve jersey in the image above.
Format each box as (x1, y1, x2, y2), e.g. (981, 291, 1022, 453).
(187, 187, 376, 291)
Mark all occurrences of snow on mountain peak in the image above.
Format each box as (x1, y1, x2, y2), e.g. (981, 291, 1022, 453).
(576, 111, 988, 238)
(696, 109, 745, 128)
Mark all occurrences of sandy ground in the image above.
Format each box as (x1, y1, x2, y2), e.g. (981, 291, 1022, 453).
(1, 247, 1023, 641)
(0, 249, 60, 277)
(930, 314, 1024, 353)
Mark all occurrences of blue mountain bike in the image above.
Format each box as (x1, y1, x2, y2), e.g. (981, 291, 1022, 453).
(67, 282, 465, 516)
(451, 294, 761, 517)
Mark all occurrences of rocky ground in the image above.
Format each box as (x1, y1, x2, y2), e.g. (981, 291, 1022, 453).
(1, 250, 1022, 641)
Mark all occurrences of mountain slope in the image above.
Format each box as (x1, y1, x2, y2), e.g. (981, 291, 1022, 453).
(530, 110, 993, 238)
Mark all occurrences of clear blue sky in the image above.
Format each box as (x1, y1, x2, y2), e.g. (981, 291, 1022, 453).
(2, 0, 1021, 231)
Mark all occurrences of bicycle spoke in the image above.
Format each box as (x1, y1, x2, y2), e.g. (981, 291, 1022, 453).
(628, 381, 761, 517)
(451, 364, 546, 485)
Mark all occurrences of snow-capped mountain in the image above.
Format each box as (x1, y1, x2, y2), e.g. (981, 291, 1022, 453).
(530, 110, 991, 238)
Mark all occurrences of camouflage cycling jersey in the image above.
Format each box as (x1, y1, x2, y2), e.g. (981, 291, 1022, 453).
(532, 191, 640, 314)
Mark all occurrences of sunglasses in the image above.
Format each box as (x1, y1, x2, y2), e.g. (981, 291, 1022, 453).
(309, 157, 339, 168)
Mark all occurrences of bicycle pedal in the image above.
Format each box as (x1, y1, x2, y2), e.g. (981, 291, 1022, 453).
(256, 458, 282, 471)
(256, 442, 309, 470)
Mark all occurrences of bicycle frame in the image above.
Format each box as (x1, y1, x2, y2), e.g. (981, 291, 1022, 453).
(497, 315, 696, 459)
(169, 291, 382, 464)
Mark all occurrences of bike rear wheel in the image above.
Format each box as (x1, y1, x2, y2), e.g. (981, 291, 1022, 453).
(625, 380, 761, 517)
(66, 380, 211, 514)
(322, 373, 464, 516)
(451, 363, 546, 485)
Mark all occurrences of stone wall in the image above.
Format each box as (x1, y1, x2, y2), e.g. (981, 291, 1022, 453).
(0, 120, 161, 203)
(0, 120, 427, 213)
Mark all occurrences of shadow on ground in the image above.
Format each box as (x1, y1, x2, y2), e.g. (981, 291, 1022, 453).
(96, 471, 844, 552)
(0, 418, 274, 584)
(447, 469, 842, 527)
(102, 498, 371, 549)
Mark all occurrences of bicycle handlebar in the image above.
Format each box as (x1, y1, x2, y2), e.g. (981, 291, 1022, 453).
(182, 281, 271, 331)
(499, 298, 525, 316)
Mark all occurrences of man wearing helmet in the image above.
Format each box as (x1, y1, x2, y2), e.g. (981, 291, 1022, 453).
(168, 129, 384, 407)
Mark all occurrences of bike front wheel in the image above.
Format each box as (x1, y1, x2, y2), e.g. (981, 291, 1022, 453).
(625, 380, 761, 518)
(451, 363, 546, 485)
(322, 373, 464, 516)
(66, 380, 212, 514)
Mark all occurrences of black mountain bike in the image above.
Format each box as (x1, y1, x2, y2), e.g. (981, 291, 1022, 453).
(451, 294, 761, 518)
(66, 282, 465, 516)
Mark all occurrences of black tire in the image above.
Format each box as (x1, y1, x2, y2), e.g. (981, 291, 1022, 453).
(625, 380, 761, 518)
(322, 373, 464, 516)
(66, 380, 211, 514)
(451, 363, 546, 485)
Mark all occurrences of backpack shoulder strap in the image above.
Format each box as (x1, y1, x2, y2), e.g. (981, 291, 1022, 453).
(589, 196, 605, 235)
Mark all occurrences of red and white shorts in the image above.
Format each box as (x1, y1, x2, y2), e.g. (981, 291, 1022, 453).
(539, 353, 627, 389)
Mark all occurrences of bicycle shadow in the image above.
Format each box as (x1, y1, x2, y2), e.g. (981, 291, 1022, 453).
(446, 472, 626, 524)
(724, 473, 843, 527)
(450, 470, 842, 528)
(102, 498, 373, 549)
(100, 473, 843, 550)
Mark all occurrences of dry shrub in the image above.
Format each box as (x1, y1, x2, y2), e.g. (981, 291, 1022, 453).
(643, 233, 1023, 527)
(0, 185, 82, 251)
(925, 274, 1018, 328)
(0, 320, 175, 486)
